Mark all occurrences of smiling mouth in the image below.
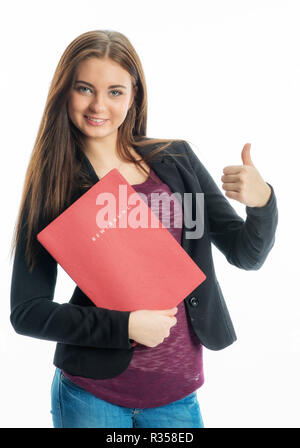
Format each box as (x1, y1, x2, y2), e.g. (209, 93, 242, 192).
(84, 116, 109, 127)
(84, 116, 107, 122)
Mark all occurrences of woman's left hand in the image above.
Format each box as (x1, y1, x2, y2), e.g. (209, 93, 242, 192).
(221, 143, 272, 208)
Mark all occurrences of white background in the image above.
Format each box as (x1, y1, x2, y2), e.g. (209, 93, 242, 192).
(1, 0, 299, 428)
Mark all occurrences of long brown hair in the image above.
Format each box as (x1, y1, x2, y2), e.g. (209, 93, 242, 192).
(9, 29, 187, 273)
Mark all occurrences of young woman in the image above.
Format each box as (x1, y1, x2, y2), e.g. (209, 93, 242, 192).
(9, 30, 278, 428)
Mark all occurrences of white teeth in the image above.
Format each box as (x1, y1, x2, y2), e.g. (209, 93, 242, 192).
(86, 116, 104, 123)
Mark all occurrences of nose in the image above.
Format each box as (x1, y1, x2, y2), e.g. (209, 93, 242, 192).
(89, 92, 108, 113)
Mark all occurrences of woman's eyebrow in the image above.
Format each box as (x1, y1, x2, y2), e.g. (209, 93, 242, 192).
(75, 80, 127, 89)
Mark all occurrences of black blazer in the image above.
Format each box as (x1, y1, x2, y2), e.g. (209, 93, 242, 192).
(10, 139, 278, 379)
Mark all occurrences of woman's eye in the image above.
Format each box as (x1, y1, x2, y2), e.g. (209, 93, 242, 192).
(110, 90, 122, 97)
(77, 86, 92, 94)
(76, 87, 122, 97)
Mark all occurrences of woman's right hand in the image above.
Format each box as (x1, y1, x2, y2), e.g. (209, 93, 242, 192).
(128, 307, 178, 348)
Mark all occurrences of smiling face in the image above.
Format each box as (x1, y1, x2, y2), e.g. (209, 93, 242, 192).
(67, 57, 136, 148)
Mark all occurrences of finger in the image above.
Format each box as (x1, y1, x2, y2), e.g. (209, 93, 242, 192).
(223, 165, 243, 175)
(224, 190, 240, 200)
(221, 174, 240, 182)
(161, 308, 177, 315)
(222, 182, 241, 192)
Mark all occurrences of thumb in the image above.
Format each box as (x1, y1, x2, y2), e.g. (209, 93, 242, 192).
(159, 307, 178, 315)
(241, 143, 254, 166)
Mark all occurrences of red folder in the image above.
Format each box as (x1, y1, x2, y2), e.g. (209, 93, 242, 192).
(37, 168, 206, 346)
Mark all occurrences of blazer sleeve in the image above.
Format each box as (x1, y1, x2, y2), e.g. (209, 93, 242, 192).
(183, 141, 279, 270)
(10, 209, 133, 350)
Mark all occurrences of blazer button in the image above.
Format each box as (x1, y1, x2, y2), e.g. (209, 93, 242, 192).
(189, 296, 199, 307)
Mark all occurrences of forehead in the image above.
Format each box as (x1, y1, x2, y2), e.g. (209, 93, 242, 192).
(76, 57, 132, 86)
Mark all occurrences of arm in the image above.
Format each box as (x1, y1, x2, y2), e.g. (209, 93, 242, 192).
(183, 141, 278, 270)
(10, 212, 133, 349)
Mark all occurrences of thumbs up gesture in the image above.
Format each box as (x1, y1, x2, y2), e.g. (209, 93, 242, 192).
(221, 143, 272, 207)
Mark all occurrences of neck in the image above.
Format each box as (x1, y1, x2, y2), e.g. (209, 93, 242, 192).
(83, 133, 122, 170)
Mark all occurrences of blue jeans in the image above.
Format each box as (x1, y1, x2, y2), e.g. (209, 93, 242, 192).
(51, 368, 204, 428)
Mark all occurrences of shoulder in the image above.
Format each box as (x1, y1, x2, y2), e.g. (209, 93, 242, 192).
(166, 139, 205, 169)
(158, 139, 197, 166)
(136, 136, 190, 159)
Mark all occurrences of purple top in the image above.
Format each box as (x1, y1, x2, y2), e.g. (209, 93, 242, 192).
(62, 167, 204, 408)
